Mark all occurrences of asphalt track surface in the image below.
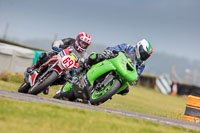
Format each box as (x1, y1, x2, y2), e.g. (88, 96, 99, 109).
(0, 90, 200, 131)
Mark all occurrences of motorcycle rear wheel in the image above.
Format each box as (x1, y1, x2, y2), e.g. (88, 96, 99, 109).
(53, 89, 76, 101)
(90, 78, 121, 105)
(28, 71, 59, 95)
(53, 83, 76, 101)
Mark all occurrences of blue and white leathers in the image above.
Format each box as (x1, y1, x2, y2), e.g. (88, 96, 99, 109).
(107, 43, 145, 79)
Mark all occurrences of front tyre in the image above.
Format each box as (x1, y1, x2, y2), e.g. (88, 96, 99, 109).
(28, 71, 59, 95)
(90, 79, 121, 105)
(18, 82, 30, 93)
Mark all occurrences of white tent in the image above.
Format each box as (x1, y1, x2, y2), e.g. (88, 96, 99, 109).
(0, 43, 35, 73)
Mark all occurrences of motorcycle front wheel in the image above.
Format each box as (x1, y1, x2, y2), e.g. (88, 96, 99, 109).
(18, 82, 30, 93)
(90, 78, 121, 105)
(28, 71, 59, 95)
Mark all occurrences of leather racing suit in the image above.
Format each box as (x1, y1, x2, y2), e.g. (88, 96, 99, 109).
(86, 43, 145, 95)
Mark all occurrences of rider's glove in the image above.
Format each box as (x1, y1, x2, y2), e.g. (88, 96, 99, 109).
(52, 46, 60, 52)
(52, 40, 63, 52)
(103, 49, 113, 59)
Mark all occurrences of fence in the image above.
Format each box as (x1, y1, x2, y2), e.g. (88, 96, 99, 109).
(0, 38, 45, 73)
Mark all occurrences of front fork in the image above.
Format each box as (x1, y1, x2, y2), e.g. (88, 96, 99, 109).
(95, 75, 115, 92)
(94, 72, 129, 94)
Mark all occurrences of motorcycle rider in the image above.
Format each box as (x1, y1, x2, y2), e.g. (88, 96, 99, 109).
(27, 32, 92, 94)
(84, 39, 153, 95)
(54, 39, 153, 100)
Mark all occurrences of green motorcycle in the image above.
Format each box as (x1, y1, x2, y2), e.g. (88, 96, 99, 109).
(54, 51, 138, 105)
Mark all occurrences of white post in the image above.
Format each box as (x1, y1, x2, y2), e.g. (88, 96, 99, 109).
(3, 23, 9, 39)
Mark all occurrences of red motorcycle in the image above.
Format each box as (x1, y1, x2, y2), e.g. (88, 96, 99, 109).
(18, 46, 79, 95)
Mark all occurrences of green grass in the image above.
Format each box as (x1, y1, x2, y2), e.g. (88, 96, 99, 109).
(0, 98, 198, 133)
(0, 80, 187, 120)
(102, 86, 187, 120)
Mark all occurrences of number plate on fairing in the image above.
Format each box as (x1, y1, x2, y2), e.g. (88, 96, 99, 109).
(61, 55, 75, 69)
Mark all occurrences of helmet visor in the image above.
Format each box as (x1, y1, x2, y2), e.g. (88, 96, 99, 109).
(139, 45, 150, 61)
(77, 36, 89, 50)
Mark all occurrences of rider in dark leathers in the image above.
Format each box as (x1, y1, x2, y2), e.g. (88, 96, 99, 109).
(27, 32, 92, 94)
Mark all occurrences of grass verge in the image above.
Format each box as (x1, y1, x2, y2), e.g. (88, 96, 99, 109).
(0, 80, 188, 120)
(102, 85, 187, 120)
(0, 98, 198, 133)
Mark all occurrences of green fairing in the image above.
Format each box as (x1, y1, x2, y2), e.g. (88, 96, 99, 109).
(87, 52, 138, 86)
(63, 82, 73, 92)
(59, 52, 138, 104)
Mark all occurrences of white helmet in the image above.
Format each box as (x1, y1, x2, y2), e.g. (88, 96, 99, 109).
(135, 39, 153, 61)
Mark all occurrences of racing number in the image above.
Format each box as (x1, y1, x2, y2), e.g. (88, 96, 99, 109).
(62, 57, 74, 68)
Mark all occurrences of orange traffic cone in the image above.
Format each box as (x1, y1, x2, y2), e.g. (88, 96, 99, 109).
(171, 82, 177, 95)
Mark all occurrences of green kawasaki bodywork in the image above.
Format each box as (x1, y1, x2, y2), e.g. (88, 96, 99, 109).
(87, 52, 138, 94)
(62, 52, 138, 96)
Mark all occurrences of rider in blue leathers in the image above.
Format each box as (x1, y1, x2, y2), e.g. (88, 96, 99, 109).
(85, 39, 153, 95)
(106, 43, 145, 79)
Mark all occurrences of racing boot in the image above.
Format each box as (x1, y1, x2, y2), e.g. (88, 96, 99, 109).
(43, 86, 50, 95)
(117, 86, 129, 96)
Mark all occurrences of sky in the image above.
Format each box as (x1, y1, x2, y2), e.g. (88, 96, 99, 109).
(0, 0, 200, 61)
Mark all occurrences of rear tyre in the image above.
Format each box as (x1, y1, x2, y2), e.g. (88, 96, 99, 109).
(90, 78, 121, 105)
(53, 93, 63, 99)
(53, 89, 76, 101)
(18, 82, 30, 93)
(28, 71, 59, 95)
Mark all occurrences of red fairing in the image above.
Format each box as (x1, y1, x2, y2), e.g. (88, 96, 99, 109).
(31, 72, 36, 84)
(74, 62, 79, 68)
(63, 48, 70, 56)
(53, 65, 63, 74)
